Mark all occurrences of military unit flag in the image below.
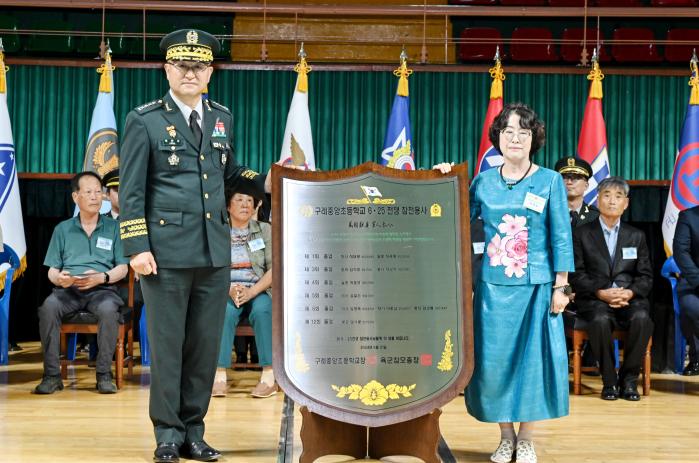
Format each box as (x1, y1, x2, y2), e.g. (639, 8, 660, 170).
(662, 56, 699, 255)
(475, 50, 505, 176)
(380, 51, 415, 170)
(577, 52, 611, 206)
(278, 47, 316, 170)
(0, 43, 28, 286)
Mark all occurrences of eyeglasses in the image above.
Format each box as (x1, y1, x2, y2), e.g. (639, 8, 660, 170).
(168, 61, 210, 76)
(500, 128, 532, 142)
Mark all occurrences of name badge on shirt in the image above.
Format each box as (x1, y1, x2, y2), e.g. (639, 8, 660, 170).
(523, 192, 546, 213)
(622, 247, 637, 260)
(96, 236, 113, 251)
(248, 238, 265, 252)
(472, 242, 485, 255)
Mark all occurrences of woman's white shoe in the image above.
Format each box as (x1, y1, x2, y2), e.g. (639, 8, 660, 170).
(490, 438, 515, 463)
(516, 440, 538, 463)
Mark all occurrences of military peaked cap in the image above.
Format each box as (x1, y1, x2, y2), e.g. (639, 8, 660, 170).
(159, 29, 220, 63)
(102, 169, 120, 189)
(555, 156, 593, 179)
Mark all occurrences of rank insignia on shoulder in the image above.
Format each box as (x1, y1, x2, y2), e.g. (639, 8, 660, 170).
(166, 125, 177, 138)
(168, 154, 180, 166)
(212, 118, 226, 138)
(135, 99, 162, 114)
(210, 100, 230, 113)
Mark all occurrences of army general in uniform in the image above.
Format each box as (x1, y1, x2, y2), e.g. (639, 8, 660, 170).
(119, 29, 267, 463)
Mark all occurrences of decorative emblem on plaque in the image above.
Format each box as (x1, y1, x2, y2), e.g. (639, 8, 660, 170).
(430, 203, 442, 217)
(299, 205, 314, 217)
(294, 332, 310, 373)
(437, 329, 454, 372)
(331, 380, 417, 406)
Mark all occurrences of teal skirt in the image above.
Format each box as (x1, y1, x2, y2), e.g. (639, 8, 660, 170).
(465, 281, 569, 422)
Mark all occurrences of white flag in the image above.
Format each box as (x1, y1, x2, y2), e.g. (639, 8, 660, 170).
(0, 52, 27, 288)
(278, 72, 315, 170)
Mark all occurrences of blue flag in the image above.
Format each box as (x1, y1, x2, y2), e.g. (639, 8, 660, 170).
(380, 68, 415, 170)
(662, 62, 699, 254)
(84, 52, 119, 177)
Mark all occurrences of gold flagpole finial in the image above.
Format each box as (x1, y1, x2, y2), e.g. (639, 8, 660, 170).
(394, 46, 412, 97)
(97, 42, 115, 93)
(0, 37, 8, 94)
(689, 49, 699, 105)
(488, 46, 505, 100)
(293, 42, 311, 93)
(586, 47, 604, 100)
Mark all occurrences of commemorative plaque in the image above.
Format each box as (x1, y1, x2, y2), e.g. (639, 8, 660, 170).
(273, 162, 473, 436)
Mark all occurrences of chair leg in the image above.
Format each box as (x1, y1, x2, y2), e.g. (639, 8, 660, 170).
(643, 341, 652, 396)
(573, 332, 583, 395)
(60, 333, 68, 380)
(115, 331, 124, 389)
(127, 324, 134, 378)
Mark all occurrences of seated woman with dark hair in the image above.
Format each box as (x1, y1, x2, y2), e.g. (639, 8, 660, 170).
(212, 184, 275, 398)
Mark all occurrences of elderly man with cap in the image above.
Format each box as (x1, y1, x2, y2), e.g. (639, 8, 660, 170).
(555, 156, 599, 228)
(119, 29, 269, 463)
(102, 169, 120, 220)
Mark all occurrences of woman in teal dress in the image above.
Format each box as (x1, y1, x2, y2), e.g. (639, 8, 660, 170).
(436, 103, 573, 463)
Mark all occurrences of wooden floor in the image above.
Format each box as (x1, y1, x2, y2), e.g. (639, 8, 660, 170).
(1, 343, 698, 463)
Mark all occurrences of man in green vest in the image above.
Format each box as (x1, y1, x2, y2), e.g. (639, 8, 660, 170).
(119, 29, 268, 463)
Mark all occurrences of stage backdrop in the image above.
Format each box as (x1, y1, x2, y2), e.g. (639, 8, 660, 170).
(5, 64, 689, 179)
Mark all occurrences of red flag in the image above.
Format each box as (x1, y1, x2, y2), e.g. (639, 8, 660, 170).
(576, 56, 611, 206)
(475, 58, 505, 176)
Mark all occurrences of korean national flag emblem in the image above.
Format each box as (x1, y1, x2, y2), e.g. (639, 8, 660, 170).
(361, 185, 382, 197)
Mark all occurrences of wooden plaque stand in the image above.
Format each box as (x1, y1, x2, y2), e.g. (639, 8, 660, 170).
(299, 406, 441, 463)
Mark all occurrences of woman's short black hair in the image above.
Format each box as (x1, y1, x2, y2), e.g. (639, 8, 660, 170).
(225, 185, 262, 209)
(488, 102, 546, 157)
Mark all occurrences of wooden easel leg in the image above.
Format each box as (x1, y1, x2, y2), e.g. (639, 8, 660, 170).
(298, 406, 366, 463)
(368, 409, 441, 463)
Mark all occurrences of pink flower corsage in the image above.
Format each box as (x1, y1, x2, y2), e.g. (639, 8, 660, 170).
(486, 214, 528, 278)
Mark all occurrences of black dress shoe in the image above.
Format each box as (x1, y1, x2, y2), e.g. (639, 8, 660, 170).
(601, 385, 619, 400)
(181, 440, 222, 462)
(621, 384, 641, 401)
(153, 442, 179, 463)
(682, 361, 699, 376)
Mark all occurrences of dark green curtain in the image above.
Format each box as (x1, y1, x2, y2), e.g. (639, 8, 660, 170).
(5, 64, 690, 179)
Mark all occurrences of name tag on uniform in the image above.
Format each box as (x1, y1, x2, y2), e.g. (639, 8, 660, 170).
(523, 192, 546, 213)
(472, 242, 485, 255)
(622, 247, 638, 259)
(96, 237, 113, 251)
(248, 238, 265, 252)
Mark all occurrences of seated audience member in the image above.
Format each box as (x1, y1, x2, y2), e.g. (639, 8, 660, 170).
(34, 172, 129, 395)
(212, 184, 274, 398)
(673, 205, 699, 376)
(570, 176, 653, 401)
(102, 169, 120, 220)
(555, 156, 599, 227)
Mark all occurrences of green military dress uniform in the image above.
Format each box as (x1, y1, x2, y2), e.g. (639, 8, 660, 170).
(119, 29, 266, 448)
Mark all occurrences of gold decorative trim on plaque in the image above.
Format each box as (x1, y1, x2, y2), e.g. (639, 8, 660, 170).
(437, 329, 454, 372)
(294, 332, 310, 373)
(331, 380, 416, 406)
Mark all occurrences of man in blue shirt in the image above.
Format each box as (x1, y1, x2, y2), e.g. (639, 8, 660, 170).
(34, 172, 129, 395)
